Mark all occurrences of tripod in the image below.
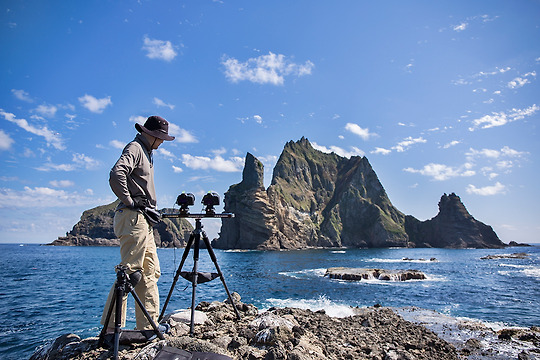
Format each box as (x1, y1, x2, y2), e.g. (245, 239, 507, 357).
(158, 216, 241, 336)
(99, 265, 165, 360)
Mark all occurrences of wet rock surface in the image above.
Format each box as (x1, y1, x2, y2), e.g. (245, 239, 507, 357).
(31, 294, 460, 360)
(325, 267, 427, 281)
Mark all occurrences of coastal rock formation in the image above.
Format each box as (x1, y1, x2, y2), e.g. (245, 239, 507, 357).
(31, 296, 460, 360)
(404, 193, 504, 249)
(325, 267, 427, 281)
(480, 252, 530, 260)
(214, 138, 505, 250)
(214, 138, 409, 250)
(48, 201, 193, 248)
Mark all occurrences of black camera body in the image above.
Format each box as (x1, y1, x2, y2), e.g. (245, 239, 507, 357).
(176, 192, 195, 207)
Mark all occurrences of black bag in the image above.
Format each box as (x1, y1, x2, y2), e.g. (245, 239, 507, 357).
(154, 346, 233, 360)
(142, 207, 162, 226)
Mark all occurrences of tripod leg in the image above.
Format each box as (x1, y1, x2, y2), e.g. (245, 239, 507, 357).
(158, 234, 194, 322)
(202, 234, 241, 320)
(130, 289, 165, 340)
(189, 233, 200, 336)
(98, 289, 117, 347)
(113, 277, 125, 360)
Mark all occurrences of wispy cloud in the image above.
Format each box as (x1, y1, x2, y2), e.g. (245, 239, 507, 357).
(0, 109, 64, 150)
(222, 52, 314, 85)
(78, 94, 112, 113)
(0, 130, 14, 151)
(404, 163, 475, 181)
(49, 180, 75, 188)
(393, 136, 426, 152)
(36, 153, 100, 172)
(0, 186, 101, 208)
(168, 123, 198, 143)
(312, 142, 364, 158)
(370, 147, 392, 155)
(344, 123, 377, 140)
(507, 71, 536, 89)
(35, 104, 58, 118)
(468, 104, 539, 131)
(466, 182, 506, 196)
(181, 154, 243, 172)
(142, 35, 177, 62)
(11, 89, 33, 102)
(153, 97, 175, 110)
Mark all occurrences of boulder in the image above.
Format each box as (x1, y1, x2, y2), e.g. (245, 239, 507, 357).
(325, 267, 427, 281)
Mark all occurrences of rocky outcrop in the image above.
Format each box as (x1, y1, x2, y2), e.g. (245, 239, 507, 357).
(480, 252, 530, 260)
(31, 296, 460, 360)
(214, 138, 505, 250)
(47, 202, 193, 248)
(214, 138, 409, 250)
(325, 267, 427, 281)
(405, 193, 505, 249)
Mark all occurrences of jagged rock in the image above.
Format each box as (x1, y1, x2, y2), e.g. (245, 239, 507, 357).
(405, 193, 505, 249)
(214, 138, 409, 250)
(31, 296, 460, 360)
(325, 267, 427, 281)
(480, 252, 530, 260)
(214, 138, 504, 250)
(47, 202, 193, 248)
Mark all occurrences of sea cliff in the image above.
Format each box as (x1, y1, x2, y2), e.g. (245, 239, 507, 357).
(213, 138, 505, 250)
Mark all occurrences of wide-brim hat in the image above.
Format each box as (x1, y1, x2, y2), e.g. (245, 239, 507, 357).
(135, 115, 175, 141)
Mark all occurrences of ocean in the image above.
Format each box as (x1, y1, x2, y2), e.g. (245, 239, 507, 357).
(1, 243, 539, 359)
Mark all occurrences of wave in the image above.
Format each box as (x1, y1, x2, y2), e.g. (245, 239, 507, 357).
(278, 268, 326, 279)
(497, 264, 540, 280)
(262, 295, 359, 318)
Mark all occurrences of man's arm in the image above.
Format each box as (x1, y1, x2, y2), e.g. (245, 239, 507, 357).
(109, 144, 138, 208)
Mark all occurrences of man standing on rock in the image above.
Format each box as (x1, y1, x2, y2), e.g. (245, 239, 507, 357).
(101, 115, 175, 332)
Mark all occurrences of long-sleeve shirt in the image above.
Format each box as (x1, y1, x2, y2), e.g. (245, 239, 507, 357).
(109, 133, 157, 210)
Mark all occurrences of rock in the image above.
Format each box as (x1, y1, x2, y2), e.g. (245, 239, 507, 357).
(47, 202, 193, 248)
(508, 241, 532, 247)
(325, 267, 427, 281)
(481, 252, 530, 260)
(213, 139, 505, 250)
(405, 193, 505, 249)
(31, 298, 460, 360)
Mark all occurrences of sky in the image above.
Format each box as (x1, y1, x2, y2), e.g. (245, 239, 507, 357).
(1, 0, 539, 244)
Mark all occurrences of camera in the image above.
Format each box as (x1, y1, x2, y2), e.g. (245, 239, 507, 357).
(202, 192, 220, 215)
(176, 192, 195, 215)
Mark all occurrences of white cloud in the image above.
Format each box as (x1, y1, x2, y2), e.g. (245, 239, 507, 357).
(153, 97, 175, 110)
(36, 153, 100, 172)
(142, 36, 177, 62)
(35, 104, 57, 118)
(0, 109, 65, 150)
(222, 52, 314, 85)
(129, 115, 146, 125)
(109, 140, 126, 149)
(312, 142, 364, 158)
(172, 165, 183, 173)
(466, 146, 528, 161)
(344, 123, 377, 140)
(442, 140, 460, 149)
(453, 22, 468, 31)
(78, 94, 112, 113)
(253, 115, 263, 124)
(403, 163, 475, 181)
(392, 136, 427, 152)
(370, 147, 392, 155)
(469, 104, 539, 131)
(49, 180, 75, 188)
(0, 130, 14, 151)
(508, 71, 536, 89)
(181, 154, 243, 172)
(168, 123, 198, 143)
(158, 148, 176, 160)
(466, 182, 506, 196)
(11, 89, 33, 102)
(0, 186, 98, 208)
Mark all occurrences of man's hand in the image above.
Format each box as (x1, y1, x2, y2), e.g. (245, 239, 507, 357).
(131, 196, 149, 210)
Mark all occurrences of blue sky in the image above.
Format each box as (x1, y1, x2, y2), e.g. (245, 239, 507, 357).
(1, 1, 539, 244)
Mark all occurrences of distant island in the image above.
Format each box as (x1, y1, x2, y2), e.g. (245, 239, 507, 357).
(50, 137, 506, 250)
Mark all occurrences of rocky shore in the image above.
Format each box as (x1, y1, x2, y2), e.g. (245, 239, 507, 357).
(30, 294, 540, 360)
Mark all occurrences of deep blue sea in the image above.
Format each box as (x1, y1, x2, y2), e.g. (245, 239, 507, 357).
(1, 243, 539, 360)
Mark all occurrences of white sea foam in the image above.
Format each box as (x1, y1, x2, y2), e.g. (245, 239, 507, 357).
(331, 250, 347, 254)
(278, 268, 327, 279)
(263, 295, 358, 318)
(523, 267, 540, 279)
(365, 257, 439, 263)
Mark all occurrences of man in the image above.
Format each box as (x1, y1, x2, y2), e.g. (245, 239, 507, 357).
(101, 115, 175, 332)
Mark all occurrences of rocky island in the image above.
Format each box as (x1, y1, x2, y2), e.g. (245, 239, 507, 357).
(213, 138, 505, 250)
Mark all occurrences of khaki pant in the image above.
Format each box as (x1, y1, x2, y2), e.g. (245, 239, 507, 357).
(101, 208, 161, 330)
